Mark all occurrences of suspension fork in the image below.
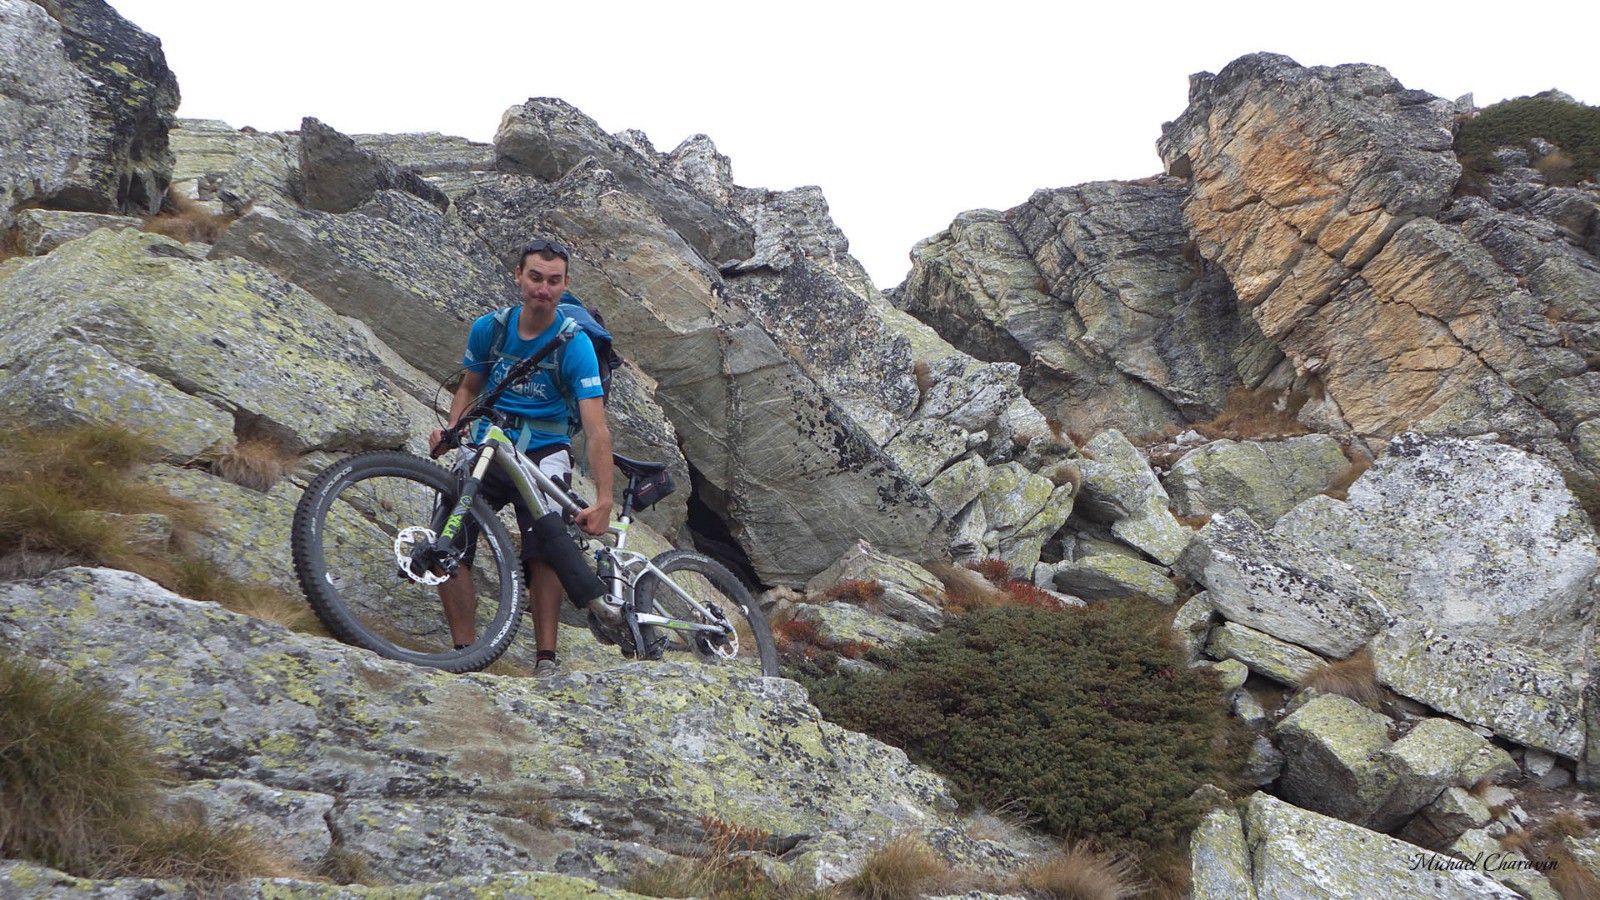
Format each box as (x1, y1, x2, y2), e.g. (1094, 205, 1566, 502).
(411, 446, 496, 577)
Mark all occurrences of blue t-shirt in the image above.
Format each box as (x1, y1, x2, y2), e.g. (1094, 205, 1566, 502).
(462, 307, 605, 450)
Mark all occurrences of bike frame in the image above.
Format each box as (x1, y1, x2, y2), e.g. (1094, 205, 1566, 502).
(444, 423, 735, 655)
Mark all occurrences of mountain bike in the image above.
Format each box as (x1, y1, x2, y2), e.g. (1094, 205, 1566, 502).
(290, 323, 778, 677)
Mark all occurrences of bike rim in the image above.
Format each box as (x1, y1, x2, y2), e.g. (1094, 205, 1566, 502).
(315, 467, 519, 663)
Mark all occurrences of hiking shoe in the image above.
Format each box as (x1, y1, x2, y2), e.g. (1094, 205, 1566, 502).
(532, 657, 560, 678)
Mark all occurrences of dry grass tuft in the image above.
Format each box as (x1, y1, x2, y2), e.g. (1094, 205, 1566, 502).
(1015, 841, 1145, 900)
(924, 561, 1008, 615)
(843, 834, 952, 900)
(315, 845, 378, 886)
(1300, 649, 1382, 705)
(1045, 461, 1084, 491)
(1547, 842, 1600, 900)
(141, 192, 238, 244)
(212, 438, 299, 492)
(1192, 388, 1311, 442)
(626, 814, 788, 899)
(817, 579, 885, 609)
(114, 799, 302, 885)
(1, 652, 305, 885)
(912, 360, 933, 406)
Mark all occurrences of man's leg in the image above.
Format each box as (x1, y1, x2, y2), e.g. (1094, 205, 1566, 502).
(440, 571, 478, 648)
(527, 559, 562, 657)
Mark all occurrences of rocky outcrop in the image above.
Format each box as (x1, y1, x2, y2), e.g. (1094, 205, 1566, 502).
(895, 180, 1279, 438)
(298, 116, 450, 214)
(0, 0, 177, 227)
(1, 567, 977, 890)
(1159, 53, 1599, 496)
(494, 98, 753, 265)
(0, 228, 406, 455)
(212, 192, 517, 382)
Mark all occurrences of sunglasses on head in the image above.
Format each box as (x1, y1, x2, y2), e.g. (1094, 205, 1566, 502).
(522, 238, 570, 260)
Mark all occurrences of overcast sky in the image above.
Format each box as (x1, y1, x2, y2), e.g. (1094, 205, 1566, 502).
(110, 0, 1598, 289)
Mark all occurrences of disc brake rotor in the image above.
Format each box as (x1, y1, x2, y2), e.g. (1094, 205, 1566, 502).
(394, 526, 448, 585)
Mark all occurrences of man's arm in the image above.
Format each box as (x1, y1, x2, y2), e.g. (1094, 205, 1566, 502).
(573, 396, 613, 536)
(429, 370, 487, 457)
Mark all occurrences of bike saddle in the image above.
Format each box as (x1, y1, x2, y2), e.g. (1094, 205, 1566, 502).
(612, 453, 668, 478)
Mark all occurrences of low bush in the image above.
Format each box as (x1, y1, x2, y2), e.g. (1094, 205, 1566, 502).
(1456, 95, 1600, 187)
(809, 602, 1249, 857)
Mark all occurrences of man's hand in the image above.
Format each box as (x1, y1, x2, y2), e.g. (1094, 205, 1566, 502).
(428, 428, 450, 458)
(574, 498, 613, 536)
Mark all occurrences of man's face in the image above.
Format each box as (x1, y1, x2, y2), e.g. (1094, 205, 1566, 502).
(515, 255, 568, 310)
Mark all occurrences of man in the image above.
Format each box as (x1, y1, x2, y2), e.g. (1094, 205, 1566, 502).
(429, 237, 616, 677)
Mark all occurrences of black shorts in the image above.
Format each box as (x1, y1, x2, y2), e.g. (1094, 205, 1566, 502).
(453, 445, 572, 567)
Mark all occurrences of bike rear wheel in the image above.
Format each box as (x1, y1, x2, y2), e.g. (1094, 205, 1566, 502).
(291, 451, 523, 673)
(634, 549, 778, 677)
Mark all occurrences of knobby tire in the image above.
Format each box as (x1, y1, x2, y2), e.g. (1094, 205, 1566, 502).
(634, 549, 778, 677)
(291, 451, 524, 673)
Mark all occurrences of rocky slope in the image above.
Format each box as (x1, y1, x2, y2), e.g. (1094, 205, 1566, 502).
(4, 1, 1600, 897)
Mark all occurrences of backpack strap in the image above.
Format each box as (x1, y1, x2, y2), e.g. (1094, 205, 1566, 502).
(484, 308, 579, 445)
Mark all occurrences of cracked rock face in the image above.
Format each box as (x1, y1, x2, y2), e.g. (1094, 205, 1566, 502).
(1159, 52, 1599, 496)
(1, 0, 178, 227)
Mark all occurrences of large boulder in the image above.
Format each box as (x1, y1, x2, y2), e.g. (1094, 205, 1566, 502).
(1076, 430, 1192, 565)
(1274, 432, 1598, 659)
(0, 228, 406, 454)
(1, 0, 177, 226)
(168, 118, 301, 213)
(1370, 624, 1586, 760)
(211, 193, 518, 382)
(1275, 693, 1397, 826)
(0, 567, 963, 887)
(1244, 792, 1520, 898)
(1166, 435, 1351, 524)
(353, 130, 499, 200)
(494, 97, 753, 265)
(1176, 512, 1386, 658)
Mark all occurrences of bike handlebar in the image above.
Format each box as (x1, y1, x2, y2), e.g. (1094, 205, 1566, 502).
(435, 317, 580, 454)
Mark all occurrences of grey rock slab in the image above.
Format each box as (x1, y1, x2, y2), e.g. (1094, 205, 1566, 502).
(1206, 622, 1326, 688)
(1274, 693, 1396, 825)
(1051, 553, 1178, 604)
(0, 339, 235, 459)
(1077, 430, 1191, 564)
(1275, 432, 1599, 660)
(0, 228, 407, 453)
(1244, 735, 1285, 787)
(792, 600, 932, 650)
(1, 567, 958, 853)
(1371, 624, 1586, 759)
(299, 116, 449, 214)
(168, 117, 300, 213)
(14, 208, 142, 255)
(1176, 512, 1387, 658)
(211, 199, 517, 383)
(1191, 804, 1257, 900)
(1244, 792, 1521, 899)
(1397, 786, 1492, 849)
(1166, 435, 1351, 524)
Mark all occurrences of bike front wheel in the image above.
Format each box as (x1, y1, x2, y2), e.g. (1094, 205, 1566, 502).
(291, 451, 524, 673)
(633, 550, 778, 677)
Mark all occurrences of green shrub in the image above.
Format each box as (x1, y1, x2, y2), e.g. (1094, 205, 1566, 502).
(810, 603, 1248, 856)
(1456, 96, 1600, 187)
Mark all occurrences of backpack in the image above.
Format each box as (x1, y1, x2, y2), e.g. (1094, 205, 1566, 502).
(487, 292, 621, 435)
